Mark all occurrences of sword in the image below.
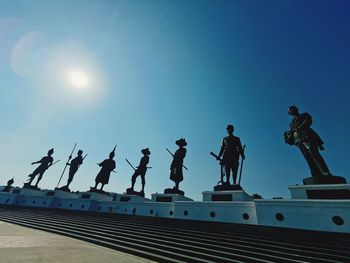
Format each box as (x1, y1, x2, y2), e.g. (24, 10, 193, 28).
(210, 152, 222, 162)
(125, 158, 136, 171)
(238, 145, 246, 185)
(166, 148, 188, 170)
(210, 152, 225, 185)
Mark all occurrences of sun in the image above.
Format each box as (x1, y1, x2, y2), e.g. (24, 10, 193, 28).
(68, 70, 88, 88)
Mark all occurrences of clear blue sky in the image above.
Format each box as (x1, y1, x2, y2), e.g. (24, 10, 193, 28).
(0, 0, 349, 200)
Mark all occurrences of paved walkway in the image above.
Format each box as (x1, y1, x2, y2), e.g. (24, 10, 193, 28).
(0, 221, 154, 263)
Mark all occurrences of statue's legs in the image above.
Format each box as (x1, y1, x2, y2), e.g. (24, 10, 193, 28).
(225, 160, 239, 184)
(299, 143, 330, 177)
(66, 170, 76, 188)
(141, 174, 145, 192)
(131, 171, 138, 190)
(28, 169, 40, 185)
(309, 144, 331, 176)
(35, 172, 45, 187)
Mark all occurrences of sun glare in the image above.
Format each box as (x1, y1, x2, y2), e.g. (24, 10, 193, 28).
(69, 71, 88, 88)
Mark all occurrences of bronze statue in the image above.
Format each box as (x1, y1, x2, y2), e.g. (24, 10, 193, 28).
(126, 148, 151, 197)
(284, 106, 332, 177)
(24, 148, 55, 188)
(57, 150, 86, 191)
(169, 138, 187, 191)
(217, 125, 245, 185)
(91, 146, 116, 192)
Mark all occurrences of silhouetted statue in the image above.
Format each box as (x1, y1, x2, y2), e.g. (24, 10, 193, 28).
(24, 148, 54, 188)
(91, 146, 116, 192)
(128, 148, 151, 195)
(58, 150, 85, 191)
(284, 106, 332, 178)
(3, 178, 14, 192)
(217, 125, 245, 185)
(170, 138, 187, 191)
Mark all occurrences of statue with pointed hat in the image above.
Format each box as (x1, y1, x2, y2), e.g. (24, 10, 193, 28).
(126, 148, 151, 196)
(91, 146, 116, 193)
(24, 148, 54, 189)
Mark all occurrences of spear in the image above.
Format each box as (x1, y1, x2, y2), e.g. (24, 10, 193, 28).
(56, 143, 77, 188)
(51, 159, 61, 166)
(166, 148, 188, 170)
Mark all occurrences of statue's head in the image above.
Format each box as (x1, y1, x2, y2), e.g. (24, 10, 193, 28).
(48, 148, 54, 156)
(77, 150, 83, 156)
(288, 105, 299, 116)
(176, 138, 187, 147)
(141, 148, 151, 156)
(226, 124, 234, 133)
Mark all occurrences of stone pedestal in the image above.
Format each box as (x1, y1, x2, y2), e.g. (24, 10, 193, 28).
(288, 183, 350, 199)
(78, 191, 113, 201)
(164, 188, 185, 196)
(126, 188, 145, 197)
(45, 190, 78, 199)
(213, 184, 242, 191)
(303, 176, 347, 185)
(12, 188, 46, 196)
(117, 195, 150, 202)
(202, 190, 252, 202)
(151, 193, 193, 202)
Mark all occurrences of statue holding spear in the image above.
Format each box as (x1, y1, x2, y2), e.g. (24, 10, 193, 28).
(56, 143, 87, 192)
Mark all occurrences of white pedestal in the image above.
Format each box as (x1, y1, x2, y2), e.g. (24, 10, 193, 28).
(151, 193, 193, 202)
(288, 184, 350, 199)
(78, 192, 113, 201)
(202, 190, 252, 202)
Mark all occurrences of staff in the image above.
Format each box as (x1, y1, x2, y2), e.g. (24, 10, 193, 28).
(56, 143, 77, 188)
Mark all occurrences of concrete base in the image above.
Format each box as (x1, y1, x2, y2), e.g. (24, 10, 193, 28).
(289, 184, 350, 199)
(255, 199, 350, 233)
(151, 193, 193, 202)
(78, 192, 113, 201)
(202, 190, 252, 202)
